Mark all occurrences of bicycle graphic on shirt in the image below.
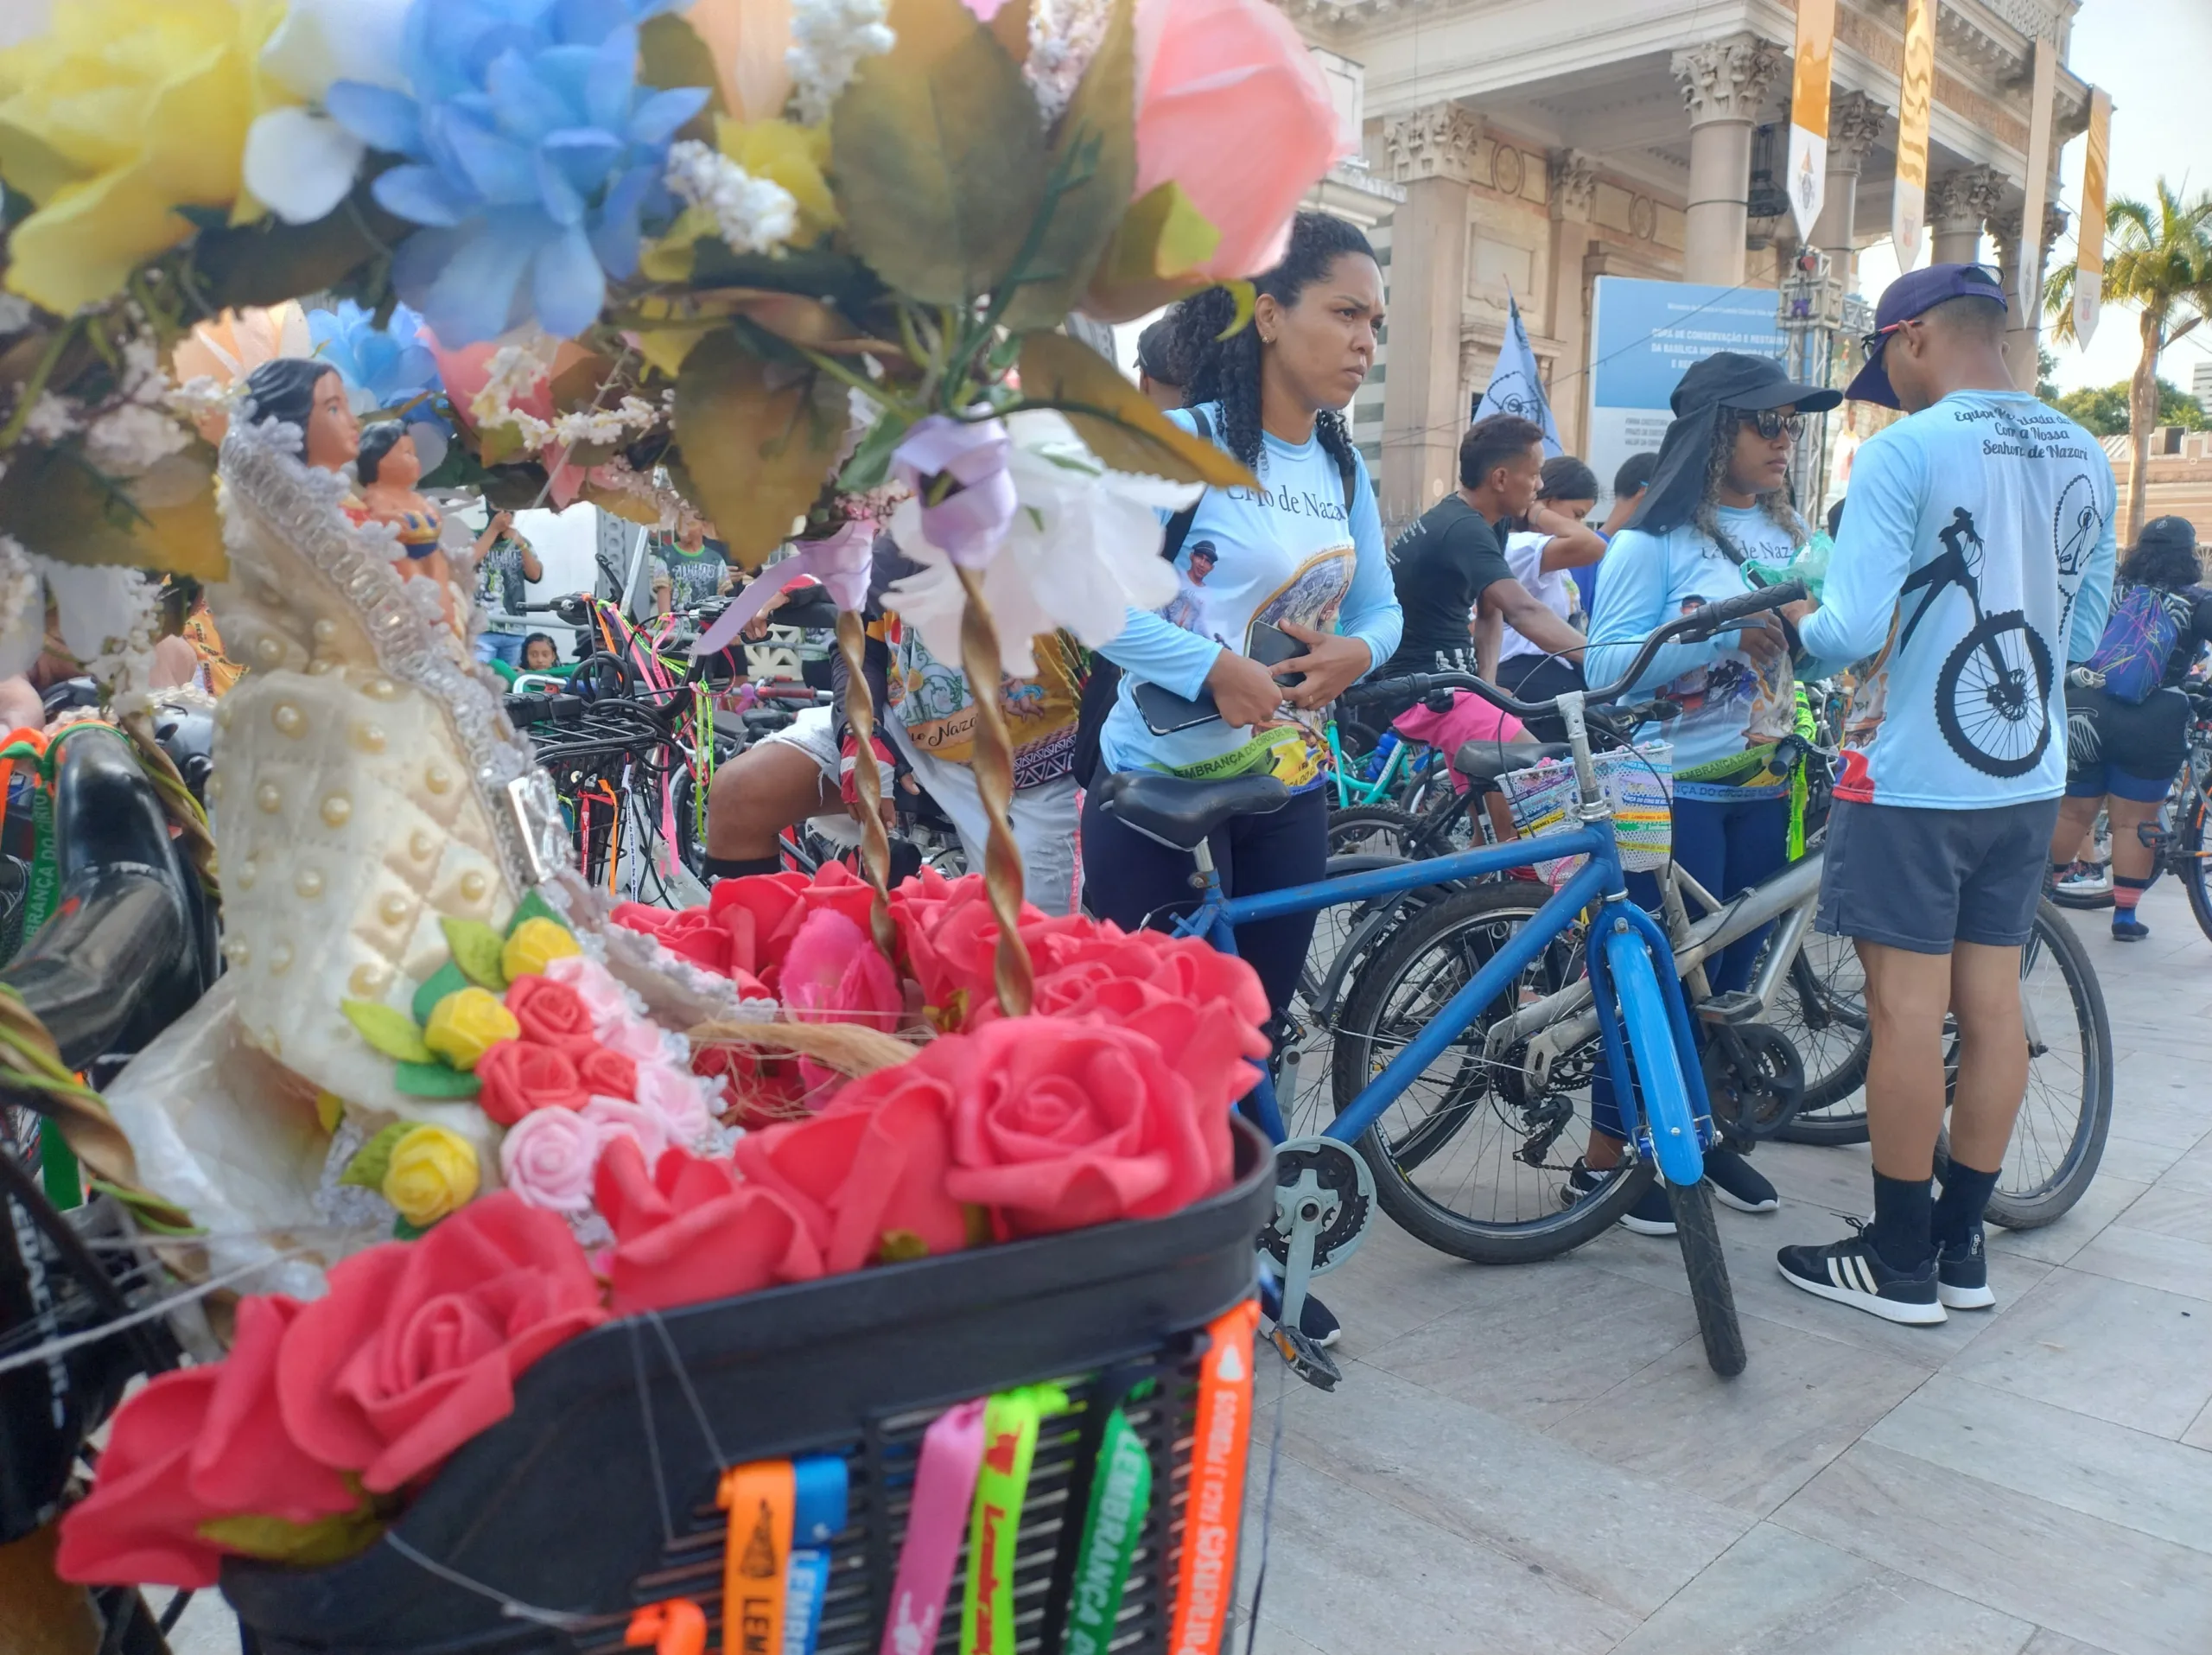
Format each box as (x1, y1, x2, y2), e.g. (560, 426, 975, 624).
(1896, 506, 2054, 778)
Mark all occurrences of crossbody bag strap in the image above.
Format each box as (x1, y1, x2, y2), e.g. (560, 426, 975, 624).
(1160, 406, 1213, 563)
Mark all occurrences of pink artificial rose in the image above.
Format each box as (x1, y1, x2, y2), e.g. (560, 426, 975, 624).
(783, 908, 904, 1034)
(545, 953, 631, 1034)
(601, 1015, 675, 1066)
(582, 1095, 669, 1167)
(593, 1137, 824, 1315)
(635, 1061, 717, 1147)
(499, 1107, 602, 1213)
(1132, 0, 1346, 278)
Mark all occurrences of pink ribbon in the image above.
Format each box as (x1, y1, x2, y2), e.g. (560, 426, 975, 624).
(688, 520, 875, 660)
(880, 1398, 987, 1655)
(893, 415, 1016, 568)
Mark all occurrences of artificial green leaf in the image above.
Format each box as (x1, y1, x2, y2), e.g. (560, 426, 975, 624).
(1014, 331, 1256, 488)
(838, 406, 916, 493)
(441, 918, 510, 991)
(582, 480, 668, 526)
(548, 350, 623, 415)
(188, 185, 410, 309)
(505, 888, 570, 938)
(393, 1216, 433, 1240)
(987, 0, 1032, 66)
(830, 0, 1049, 305)
(410, 959, 472, 1027)
(0, 443, 228, 581)
(999, 0, 1139, 331)
(340, 1000, 435, 1064)
(639, 11, 725, 142)
(1082, 181, 1224, 321)
(393, 1062, 483, 1100)
(200, 1505, 386, 1568)
(672, 330, 847, 569)
(1216, 278, 1257, 341)
(338, 1123, 413, 1192)
(632, 320, 718, 378)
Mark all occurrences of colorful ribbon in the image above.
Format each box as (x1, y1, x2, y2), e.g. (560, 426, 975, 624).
(689, 519, 874, 660)
(880, 1400, 987, 1655)
(961, 1383, 1071, 1655)
(785, 1454, 849, 1655)
(1167, 1302, 1260, 1655)
(1062, 1408, 1152, 1655)
(893, 415, 1016, 569)
(718, 1461, 795, 1655)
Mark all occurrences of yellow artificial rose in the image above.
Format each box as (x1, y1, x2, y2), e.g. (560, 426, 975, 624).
(501, 917, 582, 982)
(380, 1125, 480, 1227)
(0, 0, 289, 315)
(423, 987, 520, 1073)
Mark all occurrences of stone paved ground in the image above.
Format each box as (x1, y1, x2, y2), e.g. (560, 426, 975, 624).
(164, 886, 2212, 1655)
(1233, 878, 2212, 1655)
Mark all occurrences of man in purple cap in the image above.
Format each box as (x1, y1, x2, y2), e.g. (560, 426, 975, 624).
(1777, 264, 2116, 1324)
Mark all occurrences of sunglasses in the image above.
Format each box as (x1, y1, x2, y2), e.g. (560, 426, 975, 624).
(1733, 409, 1806, 441)
(1861, 264, 2005, 358)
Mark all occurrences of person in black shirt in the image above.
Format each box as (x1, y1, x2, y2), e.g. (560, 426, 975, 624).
(1379, 415, 1589, 700)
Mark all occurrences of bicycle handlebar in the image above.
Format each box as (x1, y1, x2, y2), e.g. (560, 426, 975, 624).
(1344, 581, 1808, 723)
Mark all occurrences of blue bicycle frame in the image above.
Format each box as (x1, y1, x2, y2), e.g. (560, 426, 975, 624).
(1172, 809, 1717, 1187)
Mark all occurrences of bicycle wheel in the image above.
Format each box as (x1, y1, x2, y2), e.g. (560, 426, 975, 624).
(1330, 884, 1653, 1263)
(1770, 929, 1872, 1144)
(1326, 805, 1423, 858)
(1276, 854, 1422, 1142)
(2177, 787, 2212, 944)
(1668, 1180, 1745, 1377)
(1935, 610, 2052, 779)
(1936, 899, 2113, 1229)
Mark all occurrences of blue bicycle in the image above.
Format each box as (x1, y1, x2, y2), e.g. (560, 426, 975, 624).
(1095, 582, 1809, 1384)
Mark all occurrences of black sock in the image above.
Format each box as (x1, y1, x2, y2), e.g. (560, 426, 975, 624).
(700, 854, 782, 881)
(1932, 1161, 2000, 1250)
(1869, 1171, 1935, 1273)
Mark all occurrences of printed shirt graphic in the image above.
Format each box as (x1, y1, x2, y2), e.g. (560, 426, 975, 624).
(876, 611, 1082, 788)
(1097, 404, 1401, 780)
(1586, 507, 1806, 797)
(1797, 391, 2117, 809)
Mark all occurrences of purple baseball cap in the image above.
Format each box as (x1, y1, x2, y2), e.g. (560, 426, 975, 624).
(1844, 262, 2010, 408)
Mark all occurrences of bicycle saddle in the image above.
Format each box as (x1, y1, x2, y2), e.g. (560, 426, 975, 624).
(1096, 771, 1289, 851)
(1453, 740, 1572, 783)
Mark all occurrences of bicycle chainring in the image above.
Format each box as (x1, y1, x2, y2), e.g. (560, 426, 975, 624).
(1261, 1136, 1375, 1277)
(1703, 1023, 1807, 1144)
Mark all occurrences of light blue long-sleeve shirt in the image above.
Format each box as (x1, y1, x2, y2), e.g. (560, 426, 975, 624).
(1097, 405, 1402, 777)
(1800, 390, 2115, 808)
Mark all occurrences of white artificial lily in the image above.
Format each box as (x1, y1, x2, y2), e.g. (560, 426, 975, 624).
(245, 0, 410, 226)
(885, 409, 1198, 678)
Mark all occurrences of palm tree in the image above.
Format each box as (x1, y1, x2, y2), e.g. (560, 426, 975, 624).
(2045, 179, 2212, 540)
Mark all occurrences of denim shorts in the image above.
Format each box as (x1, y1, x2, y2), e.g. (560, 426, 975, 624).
(1816, 796, 2061, 954)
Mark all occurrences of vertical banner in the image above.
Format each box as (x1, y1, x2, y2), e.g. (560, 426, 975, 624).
(1891, 0, 1936, 268)
(1787, 0, 1838, 244)
(1472, 284, 1562, 456)
(2017, 38, 2058, 322)
(2073, 86, 2113, 346)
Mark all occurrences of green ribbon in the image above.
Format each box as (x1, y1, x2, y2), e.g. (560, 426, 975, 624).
(1061, 1409, 1150, 1655)
(1160, 724, 1312, 783)
(21, 772, 55, 949)
(961, 1383, 1069, 1655)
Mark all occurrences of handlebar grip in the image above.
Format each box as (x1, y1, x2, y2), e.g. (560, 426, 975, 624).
(1341, 675, 1427, 708)
(1682, 580, 1808, 638)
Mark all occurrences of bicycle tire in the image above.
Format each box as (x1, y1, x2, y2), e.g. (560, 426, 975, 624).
(1667, 1180, 1745, 1377)
(1936, 899, 2113, 1230)
(1770, 936, 1872, 1145)
(1326, 805, 1425, 859)
(2046, 878, 2115, 911)
(2180, 793, 2212, 945)
(1934, 609, 2053, 780)
(1330, 883, 1655, 1264)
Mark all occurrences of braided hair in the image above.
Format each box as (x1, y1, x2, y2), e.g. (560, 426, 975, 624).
(1691, 410, 1808, 564)
(1164, 212, 1376, 481)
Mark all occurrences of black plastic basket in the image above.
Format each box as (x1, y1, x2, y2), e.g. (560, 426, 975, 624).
(222, 1121, 1274, 1654)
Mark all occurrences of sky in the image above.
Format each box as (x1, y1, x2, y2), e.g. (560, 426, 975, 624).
(1858, 0, 2212, 397)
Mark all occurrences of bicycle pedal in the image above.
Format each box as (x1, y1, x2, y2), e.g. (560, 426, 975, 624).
(1268, 1325, 1343, 1391)
(1695, 990, 1764, 1025)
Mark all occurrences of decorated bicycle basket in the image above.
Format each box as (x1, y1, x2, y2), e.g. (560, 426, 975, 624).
(1502, 742, 1675, 888)
(0, 0, 1354, 1645)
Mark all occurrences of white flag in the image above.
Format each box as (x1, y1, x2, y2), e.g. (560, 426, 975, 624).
(1473, 287, 1561, 457)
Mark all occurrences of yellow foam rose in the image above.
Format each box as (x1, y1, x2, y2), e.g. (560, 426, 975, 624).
(501, 917, 582, 982)
(0, 0, 288, 315)
(380, 1125, 480, 1227)
(423, 987, 519, 1073)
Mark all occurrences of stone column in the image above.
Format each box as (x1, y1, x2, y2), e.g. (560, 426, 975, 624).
(1812, 89, 1886, 288)
(1990, 201, 2068, 391)
(1547, 148, 1600, 455)
(1927, 165, 2005, 267)
(1380, 102, 1481, 519)
(1670, 34, 1785, 286)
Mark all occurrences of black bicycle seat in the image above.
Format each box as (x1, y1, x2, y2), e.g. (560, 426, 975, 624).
(1453, 740, 1572, 783)
(1096, 771, 1289, 851)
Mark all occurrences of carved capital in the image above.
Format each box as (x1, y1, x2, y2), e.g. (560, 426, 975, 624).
(1928, 164, 2009, 234)
(1827, 89, 1887, 170)
(1671, 33, 1786, 126)
(1548, 148, 1600, 222)
(1385, 102, 1484, 186)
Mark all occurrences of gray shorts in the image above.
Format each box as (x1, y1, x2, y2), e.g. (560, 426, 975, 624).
(1816, 796, 2061, 954)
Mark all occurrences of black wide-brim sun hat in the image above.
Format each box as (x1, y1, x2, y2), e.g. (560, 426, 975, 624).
(1626, 352, 1841, 535)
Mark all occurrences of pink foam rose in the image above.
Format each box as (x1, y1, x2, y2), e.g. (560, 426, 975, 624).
(544, 954, 631, 1034)
(603, 1015, 676, 1065)
(499, 1108, 601, 1213)
(635, 1062, 717, 1147)
(581, 1096, 669, 1167)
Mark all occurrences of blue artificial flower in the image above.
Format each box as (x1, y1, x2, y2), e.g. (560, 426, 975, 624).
(328, 0, 709, 343)
(309, 300, 440, 409)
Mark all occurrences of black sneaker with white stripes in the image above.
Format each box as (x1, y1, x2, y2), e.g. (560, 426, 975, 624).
(1937, 1225, 1995, 1310)
(1777, 1225, 1945, 1325)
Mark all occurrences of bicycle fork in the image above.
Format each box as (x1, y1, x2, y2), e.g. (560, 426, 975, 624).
(1586, 897, 1715, 1188)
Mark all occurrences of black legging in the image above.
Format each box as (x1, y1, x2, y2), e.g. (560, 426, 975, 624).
(1079, 782, 1327, 1022)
